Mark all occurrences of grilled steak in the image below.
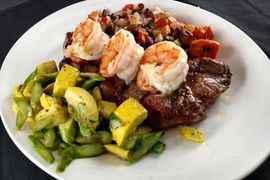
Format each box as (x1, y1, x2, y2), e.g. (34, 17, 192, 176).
(99, 57, 232, 129)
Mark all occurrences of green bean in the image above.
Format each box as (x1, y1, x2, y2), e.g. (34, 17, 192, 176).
(16, 111, 27, 130)
(20, 69, 37, 94)
(81, 79, 96, 91)
(76, 134, 100, 144)
(34, 72, 59, 83)
(109, 113, 122, 130)
(76, 131, 112, 144)
(58, 142, 70, 156)
(56, 143, 104, 172)
(150, 141, 166, 154)
(78, 121, 93, 138)
(56, 153, 73, 172)
(59, 118, 76, 144)
(58, 147, 64, 156)
(128, 132, 164, 163)
(79, 72, 105, 81)
(57, 147, 75, 172)
(96, 131, 112, 144)
(44, 128, 56, 148)
(32, 131, 45, 139)
(48, 136, 61, 151)
(28, 135, 54, 164)
(30, 81, 43, 109)
(72, 143, 104, 158)
(30, 117, 51, 132)
(59, 142, 70, 149)
(13, 97, 32, 130)
(121, 135, 139, 150)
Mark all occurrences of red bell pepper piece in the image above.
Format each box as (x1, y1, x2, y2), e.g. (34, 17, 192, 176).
(155, 18, 167, 28)
(100, 16, 107, 24)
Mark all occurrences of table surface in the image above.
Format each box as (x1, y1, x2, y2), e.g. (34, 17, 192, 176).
(0, 0, 269, 179)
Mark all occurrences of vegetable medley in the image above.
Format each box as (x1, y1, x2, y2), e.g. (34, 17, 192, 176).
(12, 61, 166, 172)
(11, 3, 208, 173)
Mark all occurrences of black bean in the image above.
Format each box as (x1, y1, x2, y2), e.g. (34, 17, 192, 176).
(63, 32, 73, 49)
(144, 8, 155, 21)
(111, 14, 120, 21)
(105, 26, 114, 36)
(172, 27, 182, 39)
(179, 29, 193, 46)
(102, 9, 108, 16)
(144, 8, 152, 17)
(138, 3, 144, 10)
(164, 36, 174, 41)
(58, 59, 67, 70)
(146, 36, 154, 46)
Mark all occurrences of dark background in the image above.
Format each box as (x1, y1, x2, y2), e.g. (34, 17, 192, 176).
(0, 0, 269, 179)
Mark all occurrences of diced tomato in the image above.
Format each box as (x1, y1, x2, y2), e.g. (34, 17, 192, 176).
(161, 25, 171, 36)
(155, 18, 167, 28)
(193, 26, 214, 39)
(189, 39, 220, 59)
(100, 16, 107, 24)
(122, 4, 135, 11)
(167, 20, 173, 27)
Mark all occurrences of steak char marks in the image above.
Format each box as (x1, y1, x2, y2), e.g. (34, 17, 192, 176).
(99, 57, 232, 129)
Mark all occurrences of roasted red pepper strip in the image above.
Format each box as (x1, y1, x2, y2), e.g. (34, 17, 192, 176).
(189, 39, 220, 59)
(193, 26, 214, 39)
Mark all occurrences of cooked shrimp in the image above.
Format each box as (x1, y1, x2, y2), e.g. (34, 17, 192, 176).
(64, 18, 109, 62)
(100, 29, 144, 84)
(137, 41, 189, 95)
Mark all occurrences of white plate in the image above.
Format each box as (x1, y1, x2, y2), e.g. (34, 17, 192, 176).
(1, 0, 270, 179)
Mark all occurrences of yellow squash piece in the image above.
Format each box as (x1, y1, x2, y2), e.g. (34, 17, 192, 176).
(26, 117, 35, 123)
(65, 87, 99, 122)
(35, 103, 68, 128)
(179, 126, 204, 143)
(23, 79, 35, 99)
(111, 98, 148, 146)
(12, 85, 23, 98)
(40, 93, 60, 109)
(98, 100, 117, 119)
(104, 144, 130, 160)
(53, 64, 79, 97)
